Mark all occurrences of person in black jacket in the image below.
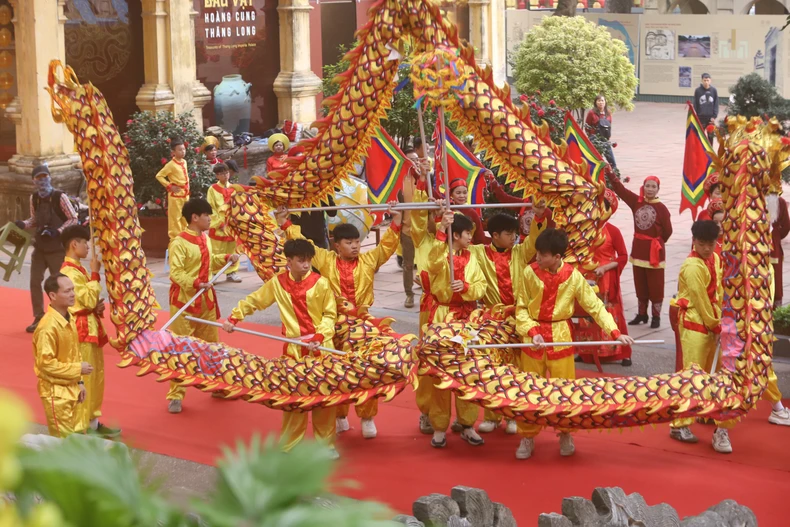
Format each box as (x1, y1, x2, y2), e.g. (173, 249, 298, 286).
(693, 73, 718, 145)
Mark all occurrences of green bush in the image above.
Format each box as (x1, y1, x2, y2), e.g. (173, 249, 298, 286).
(123, 111, 214, 216)
(774, 305, 790, 336)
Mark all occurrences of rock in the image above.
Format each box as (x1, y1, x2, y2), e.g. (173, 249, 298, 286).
(561, 496, 599, 525)
(413, 493, 461, 527)
(493, 502, 518, 527)
(681, 500, 757, 527)
(447, 516, 473, 527)
(538, 512, 573, 527)
(588, 487, 680, 527)
(393, 514, 424, 526)
(451, 486, 495, 527)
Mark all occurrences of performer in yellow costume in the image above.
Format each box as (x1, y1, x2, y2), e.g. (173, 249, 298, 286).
(207, 163, 242, 283)
(156, 137, 190, 240)
(515, 228, 633, 460)
(33, 274, 94, 437)
(59, 226, 121, 438)
(424, 209, 487, 448)
(223, 239, 339, 459)
(166, 198, 240, 413)
(470, 210, 547, 435)
(275, 203, 402, 439)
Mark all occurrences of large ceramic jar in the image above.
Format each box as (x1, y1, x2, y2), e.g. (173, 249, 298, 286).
(213, 74, 252, 135)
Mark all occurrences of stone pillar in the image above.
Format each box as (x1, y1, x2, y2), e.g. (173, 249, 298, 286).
(5, 0, 77, 175)
(273, 0, 322, 125)
(489, 0, 507, 88)
(136, 0, 210, 129)
(468, 0, 491, 69)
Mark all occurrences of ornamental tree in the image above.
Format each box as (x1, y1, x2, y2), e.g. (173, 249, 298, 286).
(512, 16, 637, 115)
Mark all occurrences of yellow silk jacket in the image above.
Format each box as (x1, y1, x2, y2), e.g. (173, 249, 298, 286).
(60, 257, 107, 346)
(155, 158, 190, 198)
(516, 261, 619, 359)
(207, 182, 235, 242)
(670, 252, 723, 335)
(168, 228, 230, 316)
(283, 221, 401, 309)
(32, 306, 83, 401)
(229, 270, 337, 358)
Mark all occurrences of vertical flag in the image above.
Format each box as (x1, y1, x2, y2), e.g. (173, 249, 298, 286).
(680, 101, 715, 219)
(365, 126, 411, 225)
(432, 125, 487, 211)
(564, 111, 606, 184)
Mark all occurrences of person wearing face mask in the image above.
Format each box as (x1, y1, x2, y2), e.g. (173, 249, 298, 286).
(15, 165, 79, 333)
(607, 172, 673, 328)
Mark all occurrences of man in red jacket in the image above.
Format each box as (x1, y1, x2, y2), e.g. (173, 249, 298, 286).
(768, 189, 790, 307)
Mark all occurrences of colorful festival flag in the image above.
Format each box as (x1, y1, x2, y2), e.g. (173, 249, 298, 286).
(564, 111, 606, 184)
(432, 125, 487, 210)
(365, 126, 410, 224)
(680, 101, 716, 219)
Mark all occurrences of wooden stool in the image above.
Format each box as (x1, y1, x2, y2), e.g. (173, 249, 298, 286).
(0, 222, 32, 282)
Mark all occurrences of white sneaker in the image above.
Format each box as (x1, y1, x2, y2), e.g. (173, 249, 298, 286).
(361, 418, 377, 439)
(327, 447, 340, 460)
(669, 426, 699, 443)
(450, 419, 464, 433)
(505, 420, 517, 435)
(167, 400, 182, 414)
(477, 420, 499, 433)
(559, 433, 575, 456)
(712, 428, 733, 454)
(769, 408, 790, 426)
(460, 427, 485, 446)
(515, 438, 534, 460)
(336, 417, 350, 433)
(431, 431, 447, 448)
(226, 272, 242, 283)
(419, 414, 434, 434)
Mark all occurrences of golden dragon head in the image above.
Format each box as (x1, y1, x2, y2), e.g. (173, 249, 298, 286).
(721, 115, 790, 195)
(46, 60, 85, 134)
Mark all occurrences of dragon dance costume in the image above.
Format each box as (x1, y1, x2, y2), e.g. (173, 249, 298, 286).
(32, 306, 84, 437)
(165, 228, 233, 403)
(280, 219, 401, 420)
(155, 158, 191, 240)
(515, 261, 620, 438)
(608, 175, 672, 321)
(207, 181, 240, 276)
(60, 257, 108, 430)
(228, 271, 338, 452)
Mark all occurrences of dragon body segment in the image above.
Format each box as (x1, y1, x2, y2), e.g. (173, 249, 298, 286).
(44, 0, 780, 425)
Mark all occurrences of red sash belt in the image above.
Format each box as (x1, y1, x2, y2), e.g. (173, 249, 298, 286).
(675, 298, 719, 335)
(72, 308, 108, 347)
(634, 233, 662, 267)
(208, 227, 234, 242)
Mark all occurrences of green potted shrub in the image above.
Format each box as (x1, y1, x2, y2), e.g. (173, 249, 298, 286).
(773, 305, 790, 359)
(123, 111, 214, 257)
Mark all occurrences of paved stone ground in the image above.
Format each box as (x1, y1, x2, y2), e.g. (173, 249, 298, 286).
(6, 102, 790, 502)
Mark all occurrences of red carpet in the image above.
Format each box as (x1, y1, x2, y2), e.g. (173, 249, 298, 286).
(2, 286, 789, 525)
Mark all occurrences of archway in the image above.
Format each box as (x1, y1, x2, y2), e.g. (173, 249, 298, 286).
(667, 0, 710, 13)
(742, 0, 789, 14)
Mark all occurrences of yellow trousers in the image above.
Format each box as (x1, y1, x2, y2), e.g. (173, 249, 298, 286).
(165, 304, 219, 402)
(41, 395, 82, 438)
(337, 400, 377, 420)
(77, 341, 104, 429)
(517, 352, 576, 438)
(428, 386, 479, 432)
(416, 375, 434, 415)
(208, 238, 240, 274)
(167, 195, 188, 240)
(281, 407, 337, 452)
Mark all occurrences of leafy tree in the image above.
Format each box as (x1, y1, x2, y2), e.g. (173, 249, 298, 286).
(606, 0, 633, 13)
(553, 0, 577, 16)
(512, 16, 637, 115)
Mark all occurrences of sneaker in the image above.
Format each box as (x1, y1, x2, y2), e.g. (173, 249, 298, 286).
(361, 418, 377, 439)
(669, 426, 698, 443)
(650, 317, 661, 329)
(26, 315, 43, 334)
(515, 437, 534, 459)
(712, 428, 732, 453)
(559, 433, 575, 456)
(450, 419, 464, 433)
(768, 408, 790, 426)
(505, 420, 517, 435)
(621, 358, 632, 367)
(226, 272, 242, 283)
(336, 417, 350, 433)
(327, 447, 340, 460)
(477, 420, 500, 433)
(460, 427, 485, 446)
(431, 431, 447, 448)
(404, 295, 415, 308)
(419, 414, 434, 435)
(92, 423, 122, 439)
(167, 400, 182, 414)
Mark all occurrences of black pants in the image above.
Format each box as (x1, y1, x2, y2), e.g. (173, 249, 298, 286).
(30, 248, 66, 318)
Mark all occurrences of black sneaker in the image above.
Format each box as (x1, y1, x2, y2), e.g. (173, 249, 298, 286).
(26, 315, 43, 333)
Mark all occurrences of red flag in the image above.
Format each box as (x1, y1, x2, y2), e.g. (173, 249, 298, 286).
(681, 102, 715, 219)
(432, 126, 487, 214)
(365, 127, 411, 225)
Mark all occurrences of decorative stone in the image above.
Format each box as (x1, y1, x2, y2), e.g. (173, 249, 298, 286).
(447, 516, 473, 527)
(538, 513, 573, 527)
(493, 502, 518, 527)
(681, 500, 757, 527)
(392, 514, 425, 527)
(451, 486, 495, 527)
(413, 493, 461, 526)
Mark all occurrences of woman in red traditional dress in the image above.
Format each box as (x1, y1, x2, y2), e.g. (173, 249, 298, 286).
(265, 133, 290, 174)
(708, 199, 724, 256)
(576, 189, 632, 366)
(696, 173, 722, 222)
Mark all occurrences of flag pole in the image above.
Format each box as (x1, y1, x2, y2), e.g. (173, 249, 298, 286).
(439, 109, 454, 283)
(285, 202, 528, 213)
(466, 339, 664, 350)
(161, 259, 235, 331)
(416, 104, 434, 201)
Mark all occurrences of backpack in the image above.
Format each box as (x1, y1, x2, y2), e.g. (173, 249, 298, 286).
(33, 190, 90, 227)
